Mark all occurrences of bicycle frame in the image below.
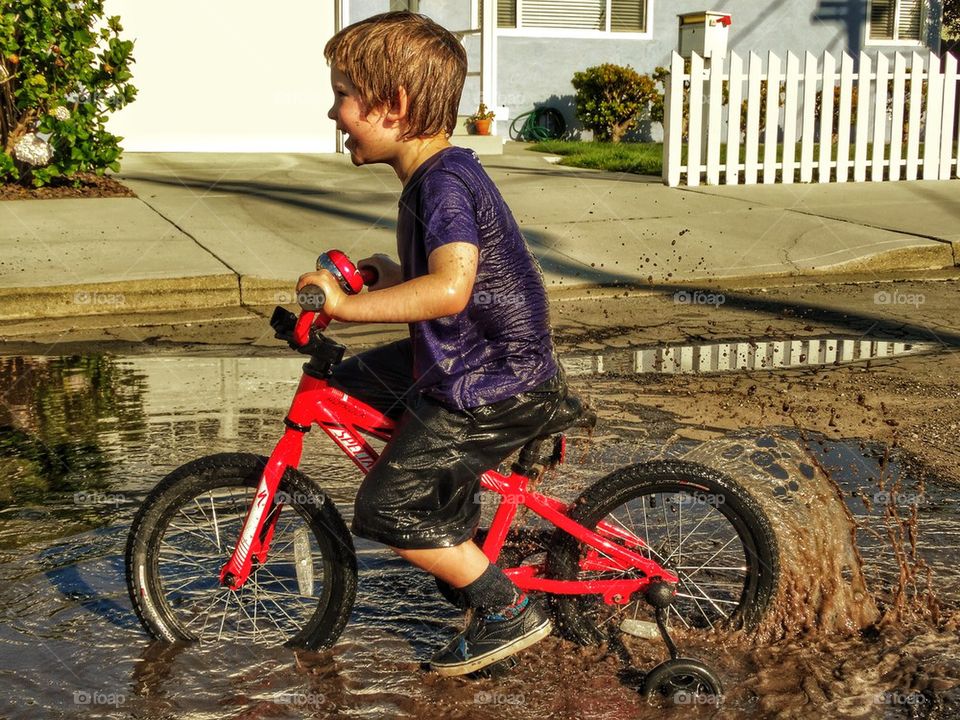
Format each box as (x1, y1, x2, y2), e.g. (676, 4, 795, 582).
(219, 368, 679, 604)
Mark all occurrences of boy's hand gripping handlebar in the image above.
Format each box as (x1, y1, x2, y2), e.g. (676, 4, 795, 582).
(293, 250, 378, 346)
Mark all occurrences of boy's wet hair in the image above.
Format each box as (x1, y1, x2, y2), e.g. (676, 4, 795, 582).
(325, 11, 468, 140)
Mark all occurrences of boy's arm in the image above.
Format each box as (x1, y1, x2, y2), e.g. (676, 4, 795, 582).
(296, 242, 478, 323)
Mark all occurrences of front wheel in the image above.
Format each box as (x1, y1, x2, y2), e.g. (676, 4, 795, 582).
(547, 460, 779, 645)
(125, 453, 357, 649)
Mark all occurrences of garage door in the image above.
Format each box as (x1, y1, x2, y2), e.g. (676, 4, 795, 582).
(105, 1, 337, 152)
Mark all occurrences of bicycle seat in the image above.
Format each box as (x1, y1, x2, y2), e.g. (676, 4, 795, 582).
(540, 390, 595, 437)
(512, 390, 596, 476)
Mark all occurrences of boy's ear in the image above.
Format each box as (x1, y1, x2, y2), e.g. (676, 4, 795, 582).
(384, 85, 410, 123)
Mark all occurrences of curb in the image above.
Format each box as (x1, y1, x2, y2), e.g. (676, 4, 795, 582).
(0, 245, 955, 322)
(0, 274, 239, 322)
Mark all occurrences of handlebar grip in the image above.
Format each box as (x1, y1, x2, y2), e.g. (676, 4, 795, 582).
(358, 265, 379, 286)
(297, 284, 326, 312)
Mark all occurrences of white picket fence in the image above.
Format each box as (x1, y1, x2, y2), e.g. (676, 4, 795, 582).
(662, 49, 960, 187)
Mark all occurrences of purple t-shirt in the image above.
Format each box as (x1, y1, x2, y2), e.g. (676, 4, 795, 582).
(397, 146, 558, 410)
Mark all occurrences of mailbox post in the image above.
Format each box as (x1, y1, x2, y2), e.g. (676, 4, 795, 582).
(678, 11, 732, 61)
(677, 12, 732, 162)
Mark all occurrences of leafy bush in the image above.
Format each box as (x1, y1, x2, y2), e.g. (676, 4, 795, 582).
(0, 0, 136, 187)
(571, 63, 658, 143)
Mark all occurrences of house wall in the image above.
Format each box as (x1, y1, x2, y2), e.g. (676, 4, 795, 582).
(347, 1, 945, 142)
(105, 0, 337, 152)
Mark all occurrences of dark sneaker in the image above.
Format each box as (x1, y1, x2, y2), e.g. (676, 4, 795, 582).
(429, 595, 552, 677)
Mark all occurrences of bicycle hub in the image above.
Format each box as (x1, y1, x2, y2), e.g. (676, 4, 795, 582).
(645, 580, 676, 609)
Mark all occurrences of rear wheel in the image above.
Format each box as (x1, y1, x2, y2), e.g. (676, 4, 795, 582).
(547, 460, 778, 645)
(126, 453, 357, 649)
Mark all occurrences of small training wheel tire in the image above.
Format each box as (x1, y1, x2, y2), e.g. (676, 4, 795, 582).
(642, 658, 724, 703)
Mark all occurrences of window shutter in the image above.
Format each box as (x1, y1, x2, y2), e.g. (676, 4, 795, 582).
(610, 0, 645, 33)
(897, 0, 922, 40)
(870, 0, 894, 40)
(497, 0, 517, 28)
(521, 0, 606, 31)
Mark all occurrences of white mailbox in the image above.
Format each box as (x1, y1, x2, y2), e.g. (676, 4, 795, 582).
(678, 11, 731, 60)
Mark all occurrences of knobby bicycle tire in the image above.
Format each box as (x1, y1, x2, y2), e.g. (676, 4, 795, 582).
(125, 453, 357, 650)
(546, 459, 779, 645)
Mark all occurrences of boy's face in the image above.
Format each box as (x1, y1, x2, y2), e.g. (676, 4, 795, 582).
(327, 66, 395, 167)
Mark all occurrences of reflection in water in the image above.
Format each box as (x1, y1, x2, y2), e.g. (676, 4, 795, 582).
(560, 336, 938, 376)
(0, 354, 956, 719)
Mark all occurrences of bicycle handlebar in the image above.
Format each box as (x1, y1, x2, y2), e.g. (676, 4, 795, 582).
(289, 252, 379, 347)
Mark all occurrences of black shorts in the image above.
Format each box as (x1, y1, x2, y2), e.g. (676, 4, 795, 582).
(328, 339, 567, 549)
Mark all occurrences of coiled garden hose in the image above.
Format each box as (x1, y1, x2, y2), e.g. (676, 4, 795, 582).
(509, 107, 566, 142)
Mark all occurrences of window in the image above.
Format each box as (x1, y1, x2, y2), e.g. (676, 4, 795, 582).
(496, 0, 649, 34)
(868, 0, 923, 42)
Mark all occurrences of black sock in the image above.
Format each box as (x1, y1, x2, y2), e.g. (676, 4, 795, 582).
(460, 562, 520, 615)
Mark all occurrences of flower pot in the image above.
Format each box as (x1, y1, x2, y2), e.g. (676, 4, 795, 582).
(473, 118, 492, 135)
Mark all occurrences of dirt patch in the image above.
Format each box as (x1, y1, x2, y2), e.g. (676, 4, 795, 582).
(0, 173, 135, 201)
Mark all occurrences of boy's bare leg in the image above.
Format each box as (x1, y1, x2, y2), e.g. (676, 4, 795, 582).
(391, 540, 491, 588)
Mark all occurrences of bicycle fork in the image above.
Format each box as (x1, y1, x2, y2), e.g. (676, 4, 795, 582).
(219, 428, 305, 590)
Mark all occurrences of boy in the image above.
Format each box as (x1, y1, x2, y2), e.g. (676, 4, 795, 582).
(297, 11, 573, 676)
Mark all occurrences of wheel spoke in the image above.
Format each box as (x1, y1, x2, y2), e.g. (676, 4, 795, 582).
(143, 478, 336, 647)
(555, 472, 770, 642)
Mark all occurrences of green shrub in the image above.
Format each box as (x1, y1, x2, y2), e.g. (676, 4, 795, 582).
(571, 63, 659, 143)
(0, 0, 136, 187)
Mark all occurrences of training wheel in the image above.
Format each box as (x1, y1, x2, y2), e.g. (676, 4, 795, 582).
(642, 658, 724, 705)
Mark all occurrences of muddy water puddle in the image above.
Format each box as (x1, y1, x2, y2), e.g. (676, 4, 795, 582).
(0, 355, 958, 719)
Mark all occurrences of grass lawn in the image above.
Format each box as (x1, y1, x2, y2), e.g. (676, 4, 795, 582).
(528, 140, 957, 181)
(529, 140, 663, 175)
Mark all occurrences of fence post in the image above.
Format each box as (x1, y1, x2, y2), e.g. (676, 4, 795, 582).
(890, 53, 907, 181)
(706, 55, 724, 185)
(853, 52, 872, 182)
(872, 53, 889, 182)
(836, 52, 854, 182)
(800, 52, 817, 183)
(744, 52, 762, 185)
(725, 52, 744, 185)
(922, 51, 943, 180)
(663, 51, 684, 187)
(939, 52, 958, 180)
(818, 51, 836, 183)
(687, 52, 705, 187)
(763, 51, 780, 184)
(905, 52, 924, 180)
(782, 52, 800, 184)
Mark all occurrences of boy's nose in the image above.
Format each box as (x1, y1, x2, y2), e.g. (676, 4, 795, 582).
(327, 105, 336, 121)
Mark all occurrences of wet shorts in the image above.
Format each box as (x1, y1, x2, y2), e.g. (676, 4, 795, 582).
(328, 339, 568, 549)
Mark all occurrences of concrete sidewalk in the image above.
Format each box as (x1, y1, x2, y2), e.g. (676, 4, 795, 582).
(0, 142, 956, 321)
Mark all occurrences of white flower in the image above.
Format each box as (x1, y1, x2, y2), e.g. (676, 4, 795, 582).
(51, 106, 70, 121)
(13, 133, 54, 166)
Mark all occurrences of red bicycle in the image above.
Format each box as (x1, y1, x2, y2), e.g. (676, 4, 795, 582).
(125, 251, 779, 700)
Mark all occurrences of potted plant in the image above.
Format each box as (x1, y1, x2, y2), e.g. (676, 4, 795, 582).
(468, 103, 495, 135)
